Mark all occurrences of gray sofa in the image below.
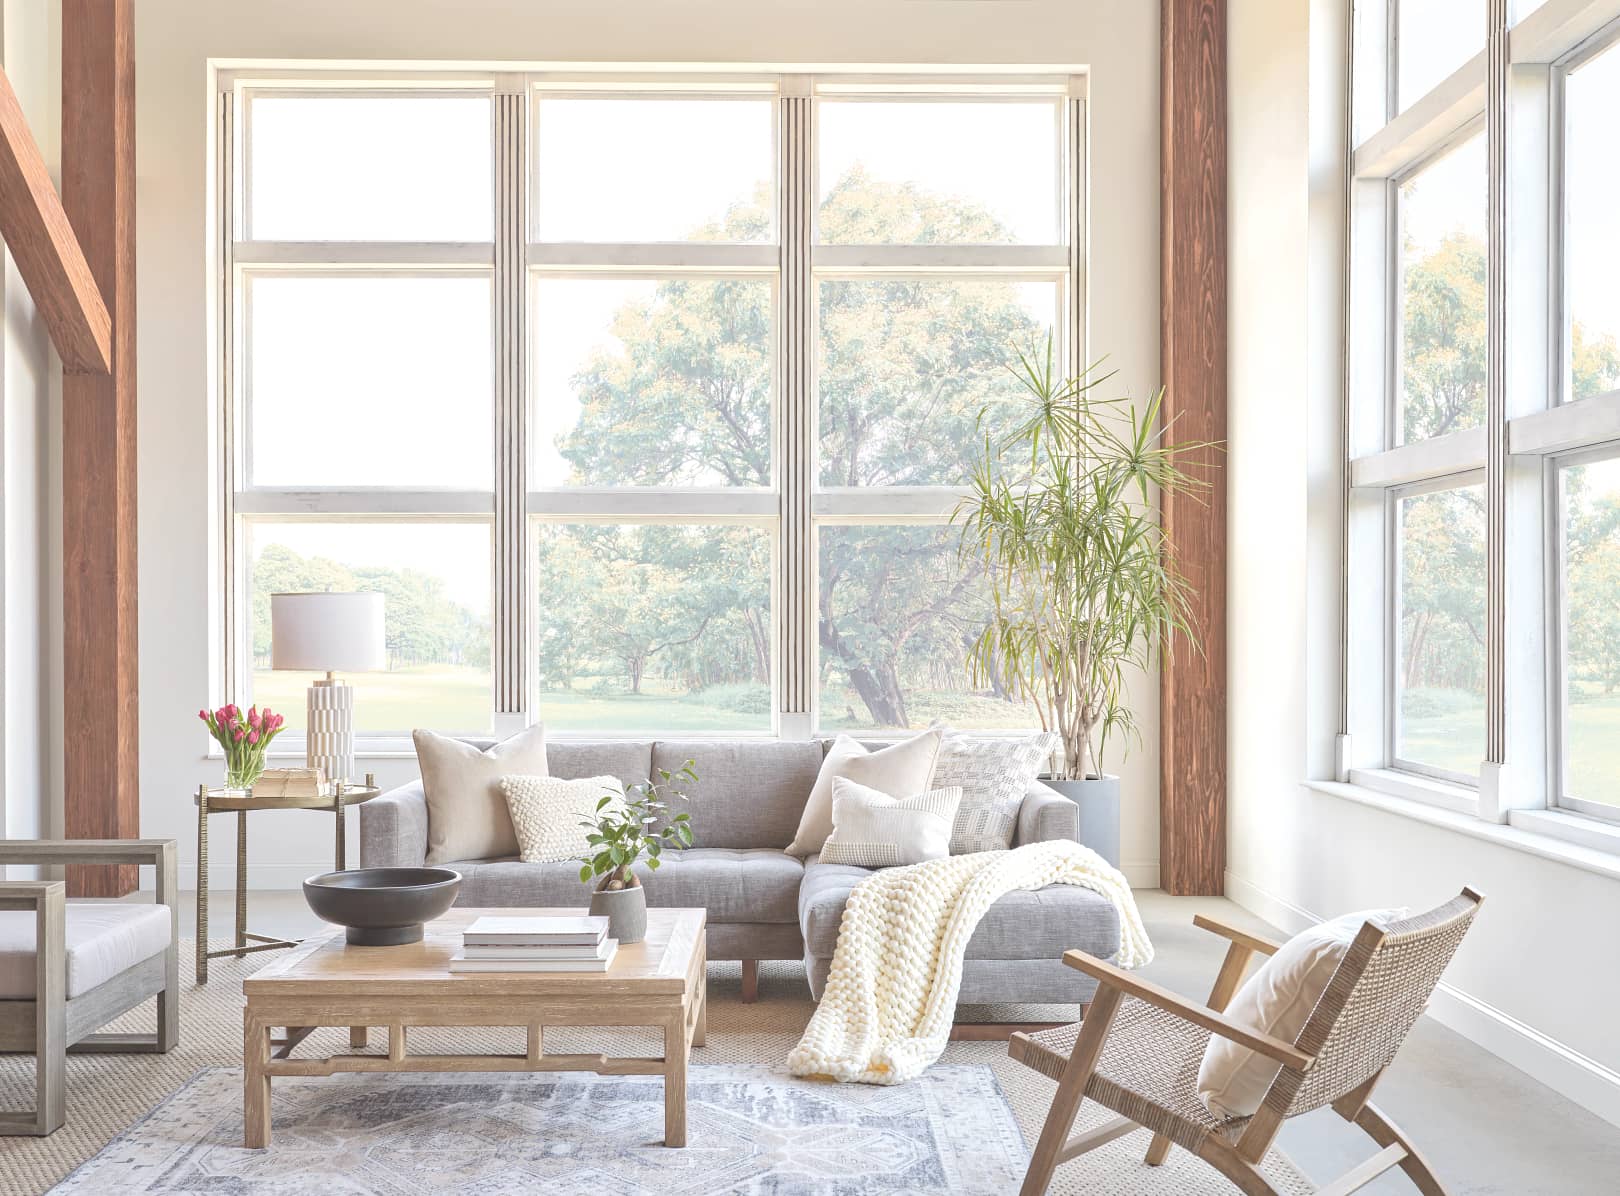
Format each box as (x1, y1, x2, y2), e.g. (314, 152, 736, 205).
(359, 738, 1122, 1008)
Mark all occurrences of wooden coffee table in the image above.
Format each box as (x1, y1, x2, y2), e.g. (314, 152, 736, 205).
(241, 906, 706, 1148)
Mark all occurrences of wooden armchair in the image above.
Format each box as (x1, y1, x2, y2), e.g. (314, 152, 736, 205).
(1011, 889, 1483, 1195)
(0, 840, 180, 1135)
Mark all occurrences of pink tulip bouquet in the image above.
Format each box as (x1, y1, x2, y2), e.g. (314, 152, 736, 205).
(200, 703, 286, 791)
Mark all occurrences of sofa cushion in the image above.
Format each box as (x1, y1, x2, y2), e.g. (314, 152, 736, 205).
(546, 741, 654, 789)
(0, 904, 171, 999)
(449, 847, 805, 925)
(653, 740, 823, 850)
(798, 858, 1121, 962)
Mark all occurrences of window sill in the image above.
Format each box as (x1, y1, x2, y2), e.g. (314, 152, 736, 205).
(1304, 778, 1620, 883)
(1346, 767, 1478, 815)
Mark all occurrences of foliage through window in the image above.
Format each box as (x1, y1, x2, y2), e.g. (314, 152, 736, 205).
(1561, 458, 1620, 809)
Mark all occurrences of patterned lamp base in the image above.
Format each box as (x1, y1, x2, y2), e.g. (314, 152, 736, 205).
(306, 677, 355, 785)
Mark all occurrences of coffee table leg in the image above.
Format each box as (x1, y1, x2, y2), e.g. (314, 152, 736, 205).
(350, 1026, 368, 1049)
(663, 1013, 687, 1147)
(694, 949, 707, 1049)
(244, 1012, 272, 1148)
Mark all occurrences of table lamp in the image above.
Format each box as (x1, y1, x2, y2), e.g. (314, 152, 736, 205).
(270, 592, 385, 785)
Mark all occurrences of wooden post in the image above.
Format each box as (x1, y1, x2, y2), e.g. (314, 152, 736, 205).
(62, 0, 139, 897)
(1160, 0, 1228, 896)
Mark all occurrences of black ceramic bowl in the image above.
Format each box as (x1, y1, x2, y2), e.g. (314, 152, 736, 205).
(302, 867, 462, 946)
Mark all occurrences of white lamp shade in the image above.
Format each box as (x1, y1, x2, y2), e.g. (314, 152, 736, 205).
(270, 592, 386, 673)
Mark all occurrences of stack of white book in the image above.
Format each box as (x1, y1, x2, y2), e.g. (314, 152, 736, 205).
(448, 915, 618, 973)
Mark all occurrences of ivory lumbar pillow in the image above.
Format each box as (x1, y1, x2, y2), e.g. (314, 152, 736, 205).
(414, 724, 549, 865)
(502, 774, 625, 864)
(786, 729, 943, 857)
(1197, 907, 1408, 1118)
(818, 778, 962, 868)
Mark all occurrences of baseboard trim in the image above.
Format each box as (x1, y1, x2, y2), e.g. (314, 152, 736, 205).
(1224, 869, 1620, 1131)
(1122, 861, 1160, 889)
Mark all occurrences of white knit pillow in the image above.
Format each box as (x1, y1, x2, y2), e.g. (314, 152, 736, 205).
(1197, 907, 1408, 1119)
(500, 774, 626, 864)
(817, 777, 961, 868)
(932, 729, 1060, 854)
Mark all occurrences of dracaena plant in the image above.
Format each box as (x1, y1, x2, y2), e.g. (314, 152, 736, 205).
(576, 760, 696, 891)
(954, 340, 1218, 780)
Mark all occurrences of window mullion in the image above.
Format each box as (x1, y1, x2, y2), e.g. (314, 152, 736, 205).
(493, 85, 528, 729)
(779, 78, 814, 737)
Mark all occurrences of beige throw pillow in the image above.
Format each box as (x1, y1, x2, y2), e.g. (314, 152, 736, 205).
(818, 777, 961, 868)
(786, 729, 943, 857)
(415, 724, 549, 865)
(1197, 907, 1408, 1118)
(502, 774, 625, 864)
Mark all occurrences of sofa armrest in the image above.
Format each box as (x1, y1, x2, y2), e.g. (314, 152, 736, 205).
(1014, 780, 1078, 846)
(360, 781, 429, 868)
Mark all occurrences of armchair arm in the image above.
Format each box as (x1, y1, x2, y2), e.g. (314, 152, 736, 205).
(0, 879, 66, 913)
(360, 781, 429, 868)
(1193, 913, 1286, 957)
(1015, 780, 1078, 846)
(1062, 949, 1313, 1072)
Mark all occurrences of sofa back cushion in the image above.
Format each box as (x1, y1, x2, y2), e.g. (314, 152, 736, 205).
(544, 741, 654, 790)
(653, 740, 823, 849)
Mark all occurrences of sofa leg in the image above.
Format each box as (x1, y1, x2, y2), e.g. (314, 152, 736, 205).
(740, 959, 758, 1003)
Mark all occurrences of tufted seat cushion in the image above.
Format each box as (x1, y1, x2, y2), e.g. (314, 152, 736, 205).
(449, 848, 805, 925)
(0, 904, 172, 999)
(798, 857, 1121, 962)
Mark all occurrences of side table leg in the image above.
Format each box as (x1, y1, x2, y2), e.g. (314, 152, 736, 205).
(244, 1011, 272, 1148)
(663, 1012, 687, 1147)
(196, 786, 209, 983)
(334, 789, 346, 871)
(235, 809, 248, 950)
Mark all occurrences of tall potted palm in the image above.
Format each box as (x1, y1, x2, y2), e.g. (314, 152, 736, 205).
(954, 341, 1216, 845)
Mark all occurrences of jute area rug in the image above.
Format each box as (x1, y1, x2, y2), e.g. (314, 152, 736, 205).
(0, 944, 1311, 1195)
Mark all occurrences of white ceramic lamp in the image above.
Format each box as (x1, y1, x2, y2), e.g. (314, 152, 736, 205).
(270, 592, 385, 785)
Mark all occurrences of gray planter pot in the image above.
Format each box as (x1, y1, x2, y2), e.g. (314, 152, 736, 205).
(589, 884, 647, 945)
(1042, 774, 1121, 869)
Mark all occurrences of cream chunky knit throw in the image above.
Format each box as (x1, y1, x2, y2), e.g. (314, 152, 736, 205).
(787, 840, 1153, 1085)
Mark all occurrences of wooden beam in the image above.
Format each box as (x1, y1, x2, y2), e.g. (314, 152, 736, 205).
(0, 66, 111, 374)
(1160, 0, 1228, 896)
(62, 0, 139, 897)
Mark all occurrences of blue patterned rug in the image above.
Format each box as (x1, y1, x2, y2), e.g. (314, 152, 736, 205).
(48, 1063, 1028, 1193)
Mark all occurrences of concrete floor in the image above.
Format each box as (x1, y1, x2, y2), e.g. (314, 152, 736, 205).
(176, 887, 1620, 1194)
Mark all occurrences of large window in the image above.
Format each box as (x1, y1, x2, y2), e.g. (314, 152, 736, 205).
(221, 72, 1083, 744)
(1346, 2, 1620, 829)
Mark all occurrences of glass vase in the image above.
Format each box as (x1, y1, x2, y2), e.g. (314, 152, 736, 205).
(224, 754, 265, 795)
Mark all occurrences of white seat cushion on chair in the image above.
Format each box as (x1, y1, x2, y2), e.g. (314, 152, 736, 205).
(0, 903, 172, 999)
(1197, 907, 1406, 1119)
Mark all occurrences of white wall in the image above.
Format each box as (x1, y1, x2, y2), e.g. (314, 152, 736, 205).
(1, 0, 60, 873)
(1227, 0, 1620, 1129)
(132, 0, 1165, 889)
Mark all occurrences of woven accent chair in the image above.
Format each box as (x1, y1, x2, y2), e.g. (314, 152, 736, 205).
(1010, 889, 1483, 1196)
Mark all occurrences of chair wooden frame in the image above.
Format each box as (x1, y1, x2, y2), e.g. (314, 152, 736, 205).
(0, 840, 180, 1135)
(1011, 890, 1484, 1195)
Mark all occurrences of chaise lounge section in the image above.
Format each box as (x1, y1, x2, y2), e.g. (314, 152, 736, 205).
(360, 738, 1121, 1010)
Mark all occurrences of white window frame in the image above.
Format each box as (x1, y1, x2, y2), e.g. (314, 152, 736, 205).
(1343, 0, 1620, 832)
(213, 66, 1088, 752)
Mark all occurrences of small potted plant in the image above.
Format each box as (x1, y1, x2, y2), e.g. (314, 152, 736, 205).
(955, 340, 1216, 849)
(577, 760, 696, 945)
(199, 703, 288, 792)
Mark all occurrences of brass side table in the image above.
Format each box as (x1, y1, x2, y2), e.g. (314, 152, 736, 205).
(193, 775, 380, 982)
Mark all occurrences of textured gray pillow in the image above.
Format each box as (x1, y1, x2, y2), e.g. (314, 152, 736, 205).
(415, 724, 548, 864)
(933, 729, 1061, 853)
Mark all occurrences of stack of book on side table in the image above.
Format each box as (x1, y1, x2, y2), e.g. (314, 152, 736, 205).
(448, 914, 617, 973)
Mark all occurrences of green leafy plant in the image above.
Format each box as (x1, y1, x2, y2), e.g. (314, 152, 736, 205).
(954, 340, 1219, 779)
(576, 761, 696, 891)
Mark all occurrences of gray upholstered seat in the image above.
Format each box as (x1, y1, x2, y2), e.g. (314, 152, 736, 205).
(799, 857, 1121, 962)
(450, 847, 804, 924)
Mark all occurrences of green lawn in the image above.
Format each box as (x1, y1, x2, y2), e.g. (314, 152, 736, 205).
(1400, 687, 1620, 807)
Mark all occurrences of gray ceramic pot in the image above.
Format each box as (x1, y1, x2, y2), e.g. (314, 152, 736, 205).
(1041, 774, 1122, 869)
(589, 884, 648, 945)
